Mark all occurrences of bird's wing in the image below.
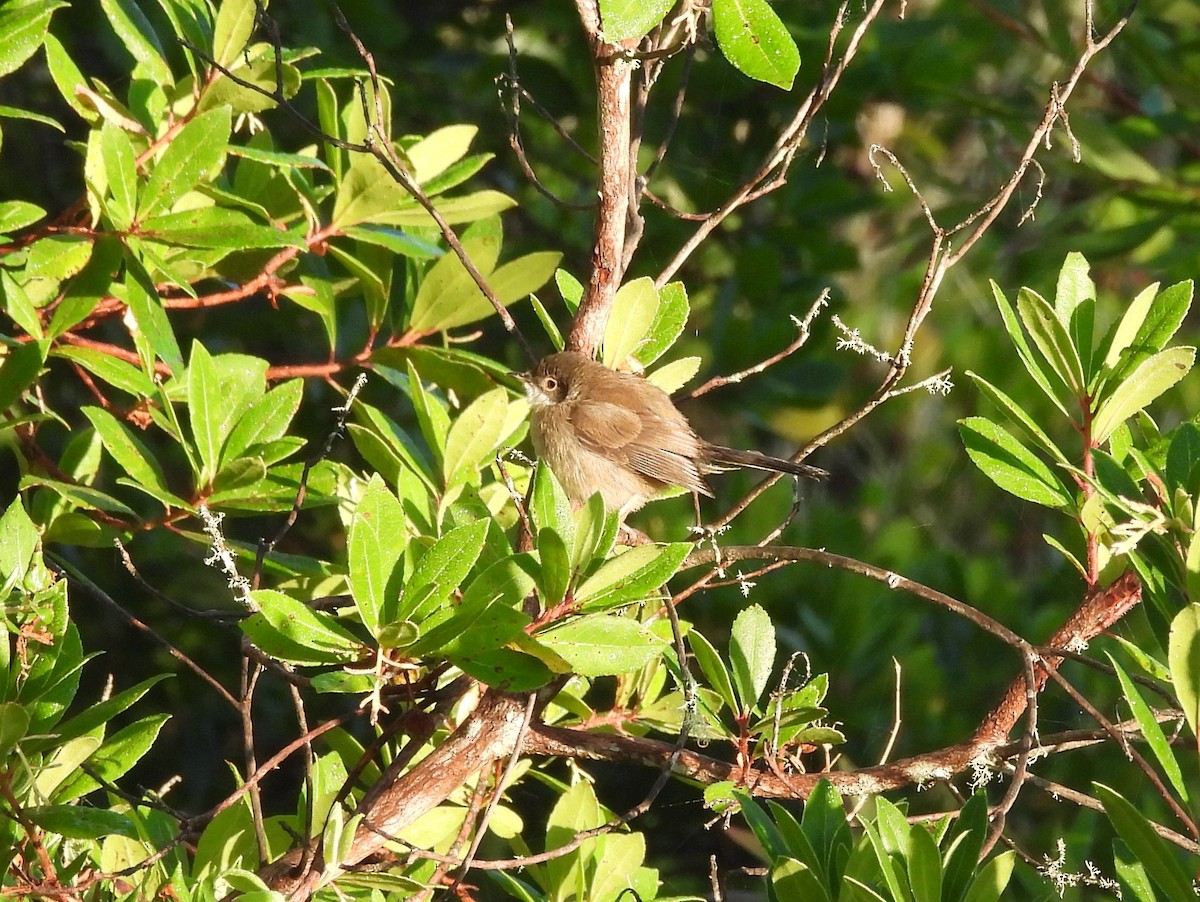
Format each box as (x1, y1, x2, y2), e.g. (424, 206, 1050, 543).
(570, 401, 711, 496)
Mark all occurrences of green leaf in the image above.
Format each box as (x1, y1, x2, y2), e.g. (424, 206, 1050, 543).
(409, 555, 537, 656)
(734, 791, 788, 860)
(1165, 423, 1200, 491)
(689, 629, 737, 713)
(188, 341, 223, 485)
(961, 851, 1016, 902)
(645, 355, 701, 394)
(0, 702, 29, 757)
(730, 604, 775, 714)
(0, 104, 64, 131)
(222, 379, 304, 464)
(100, 0, 173, 85)
(0, 339, 47, 413)
(772, 857, 831, 902)
(1016, 286, 1085, 396)
(442, 388, 510, 488)
(958, 417, 1073, 509)
(100, 122, 138, 227)
(1092, 347, 1195, 444)
(487, 251, 562, 308)
(406, 361, 451, 469)
(990, 281, 1071, 417)
(379, 190, 516, 229)
(27, 806, 139, 840)
(601, 277, 659, 368)
(907, 825, 942, 902)
(0, 270, 43, 340)
(1053, 251, 1094, 328)
(711, 0, 800, 89)
(347, 474, 408, 636)
(137, 107, 232, 218)
(50, 238, 121, 339)
(569, 491, 620, 575)
(1109, 654, 1188, 803)
(1168, 604, 1200, 739)
(860, 818, 912, 902)
(535, 528, 571, 607)
(941, 791, 988, 902)
(330, 155, 410, 230)
(81, 406, 178, 503)
(965, 371, 1070, 466)
(530, 462, 574, 549)
(1095, 783, 1195, 902)
(243, 589, 363, 664)
(37, 675, 169, 749)
(598, 0, 673, 40)
(405, 124, 478, 183)
(1130, 280, 1192, 359)
(19, 477, 137, 517)
(574, 542, 692, 609)
(139, 207, 306, 250)
(343, 224, 441, 259)
(1103, 281, 1160, 369)
(555, 268, 583, 313)
(211, 0, 258, 68)
(538, 614, 665, 676)
(0, 498, 39, 595)
(399, 519, 490, 620)
(406, 233, 500, 333)
(638, 281, 690, 366)
(0, 199, 46, 234)
(59, 714, 170, 800)
(1113, 841, 1158, 902)
(0, 1, 68, 79)
(124, 259, 184, 374)
(42, 32, 92, 121)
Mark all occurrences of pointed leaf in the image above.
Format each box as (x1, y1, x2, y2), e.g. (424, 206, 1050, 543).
(1095, 783, 1195, 901)
(961, 851, 1016, 902)
(1054, 252, 1095, 326)
(602, 277, 659, 368)
(965, 371, 1069, 465)
(598, 0, 674, 41)
(730, 604, 775, 714)
(712, 0, 800, 89)
(442, 388, 510, 488)
(1092, 347, 1194, 444)
(689, 629, 737, 713)
(1016, 286, 1085, 395)
(990, 281, 1070, 416)
(100, 0, 172, 85)
(1109, 654, 1188, 803)
(1168, 604, 1200, 739)
(958, 417, 1073, 508)
(137, 107, 231, 218)
(538, 614, 665, 676)
(348, 475, 408, 636)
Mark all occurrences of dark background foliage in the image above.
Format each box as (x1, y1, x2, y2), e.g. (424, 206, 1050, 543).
(3, 0, 1198, 896)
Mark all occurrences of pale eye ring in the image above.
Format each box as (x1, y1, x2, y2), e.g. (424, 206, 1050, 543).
(543, 376, 558, 391)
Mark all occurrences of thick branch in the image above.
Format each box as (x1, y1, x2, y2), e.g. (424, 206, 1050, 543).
(567, 21, 637, 359)
(261, 690, 529, 898)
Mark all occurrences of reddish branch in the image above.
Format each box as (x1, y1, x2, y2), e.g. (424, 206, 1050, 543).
(566, 4, 638, 359)
(261, 691, 531, 897)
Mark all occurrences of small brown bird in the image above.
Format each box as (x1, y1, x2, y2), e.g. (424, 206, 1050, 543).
(520, 352, 826, 514)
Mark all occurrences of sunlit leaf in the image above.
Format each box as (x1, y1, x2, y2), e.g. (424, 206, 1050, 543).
(1092, 346, 1195, 444)
(711, 0, 800, 89)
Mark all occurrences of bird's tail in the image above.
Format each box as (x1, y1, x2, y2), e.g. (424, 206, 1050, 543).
(703, 445, 828, 480)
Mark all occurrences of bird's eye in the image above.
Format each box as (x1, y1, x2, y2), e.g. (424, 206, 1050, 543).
(543, 376, 558, 391)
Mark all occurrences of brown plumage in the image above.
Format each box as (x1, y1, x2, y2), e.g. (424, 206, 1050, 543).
(520, 352, 826, 514)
